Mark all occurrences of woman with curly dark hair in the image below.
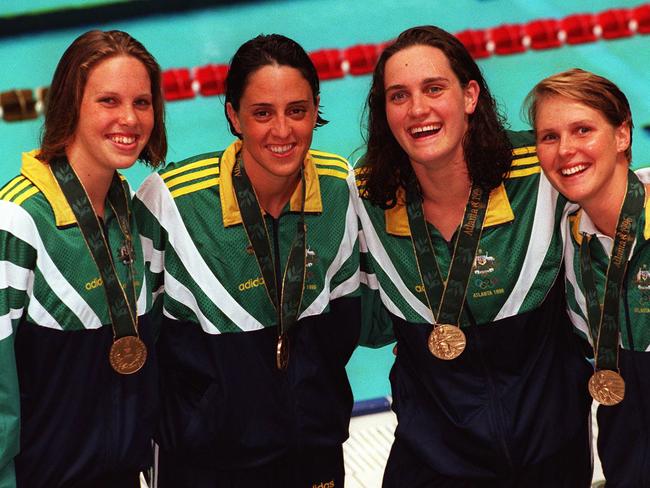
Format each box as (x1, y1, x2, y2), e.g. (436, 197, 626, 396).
(362, 26, 512, 208)
(356, 25, 593, 487)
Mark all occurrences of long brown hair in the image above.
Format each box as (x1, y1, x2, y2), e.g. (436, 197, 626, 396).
(39, 29, 166, 167)
(362, 25, 512, 208)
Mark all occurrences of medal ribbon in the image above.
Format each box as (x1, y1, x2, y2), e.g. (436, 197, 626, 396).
(51, 158, 138, 340)
(231, 155, 307, 337)
(406, 179, 489, 326)
(580, 170, 644, 371)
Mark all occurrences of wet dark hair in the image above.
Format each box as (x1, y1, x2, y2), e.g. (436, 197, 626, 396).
(524, 68, 633, 163)
(362, 25, 512, 208)
(224, 33, 327, 138)
(39, 30, 166, 167)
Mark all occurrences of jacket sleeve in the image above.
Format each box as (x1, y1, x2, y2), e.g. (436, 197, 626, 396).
(348, 168, 395, 348)
(0, 201, 36, 488)
(329, 170, 362, 301)
(0, 331, 19, 488)
(358, 230, 396, 347)
(133, 173, 170, 335)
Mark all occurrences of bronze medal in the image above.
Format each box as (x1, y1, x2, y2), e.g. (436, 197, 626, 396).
(109, 336, 147, 375)
(407, 184, 490, 363)
(233, 156, 306, 374)
(428, 324, 466, 360)
(588, 369, 625, 406)
(276, 334, 289, 371)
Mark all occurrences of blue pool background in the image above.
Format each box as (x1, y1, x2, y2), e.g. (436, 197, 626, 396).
(1, 0, 649, 402)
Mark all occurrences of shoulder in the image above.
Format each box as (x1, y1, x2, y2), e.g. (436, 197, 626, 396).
(0, 174, 42, 208)
(0, 176, 45, 246)
(504, 131, 541, 184)
(138, 151, 223, 201)
(506, 129, 535, 149)
(158, 151, 223, 197)
(310, 149, 351, 181)
(634, 166, 650, 183)
(309, 150, 355, 206)
(0, 174, 51, 231)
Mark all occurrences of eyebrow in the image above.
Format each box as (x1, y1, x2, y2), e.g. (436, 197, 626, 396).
(385, 76, 448, 92)
(538, 118, 593, 131)
(93, 90, 152, 98)
(249, 100, 310, 107)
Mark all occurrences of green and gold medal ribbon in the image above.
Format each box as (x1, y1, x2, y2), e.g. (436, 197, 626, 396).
(580, 169, 644, 405)
(406, 178, 489, 360)
(231, 155, 307, 370)
(51, 157, 145, 375)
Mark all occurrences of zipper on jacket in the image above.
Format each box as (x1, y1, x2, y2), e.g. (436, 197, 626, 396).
(465, 304, 515, 474)
(270, 215, 299, 446)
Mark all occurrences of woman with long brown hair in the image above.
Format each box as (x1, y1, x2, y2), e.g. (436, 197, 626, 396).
(357, 25, 593, 487)
(0, 29, 166, 487)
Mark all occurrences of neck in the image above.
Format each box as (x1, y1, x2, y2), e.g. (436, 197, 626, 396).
(411, 158, 472, 205)
(582, 167, 630, 239)
(245, 164, 301, 220)
(411, 159, 473, 241)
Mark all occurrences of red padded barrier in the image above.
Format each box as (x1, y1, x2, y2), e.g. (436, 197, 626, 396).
(344, 44, 381, 76)
(489, 24, 527, 55)
(597, 9, 633, 39)
(455, 29, 491, 58)
(309, 49, 344, 80)
(5, 4, 650, 117)
(524, 19, 562, 49)
(560, 14, 597, 44)
(162, 68, 195, 101)
(194, 64, 228, 96)
(632, 4, 650, 33)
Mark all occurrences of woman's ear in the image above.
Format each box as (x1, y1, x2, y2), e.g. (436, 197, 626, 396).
(615, 122, 631, 155)
(464, 80, 480, 115)
(313, 95, 320, 127)
(226, 102, 242, 135)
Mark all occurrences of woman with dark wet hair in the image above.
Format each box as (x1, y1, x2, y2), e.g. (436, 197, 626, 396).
(135, 34, 359, 487)
(356, 25, 592, 487)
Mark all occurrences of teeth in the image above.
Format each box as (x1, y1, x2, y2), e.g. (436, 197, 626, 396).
(269, 144, 293, 154)
(409, 124, 441, 135)
(561, 164, 588, 176)
(110, 135, 136, 145)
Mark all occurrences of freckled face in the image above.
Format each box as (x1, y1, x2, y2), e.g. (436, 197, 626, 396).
(535, 95, 630, 207)
(226, 64, 318, 185)
(384, 44, 478, 171)
(66, 55, 154, 177)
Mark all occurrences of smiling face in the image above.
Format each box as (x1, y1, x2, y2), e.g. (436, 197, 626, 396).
(535, 94, 630, 208)
(66, 55, 153, 178)
(226, 64, 318, 188)
(383, 44, 478, 173)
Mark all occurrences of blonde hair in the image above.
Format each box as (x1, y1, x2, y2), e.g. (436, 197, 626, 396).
(524, 68, 633, 162)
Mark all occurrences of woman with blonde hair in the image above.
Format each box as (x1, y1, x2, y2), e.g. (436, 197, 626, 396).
(527, 67, 649, 487)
